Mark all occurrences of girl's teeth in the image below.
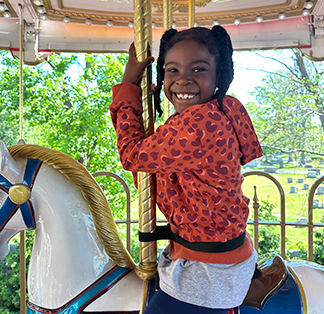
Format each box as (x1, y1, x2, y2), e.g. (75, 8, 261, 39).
(177, 93, 195, 99)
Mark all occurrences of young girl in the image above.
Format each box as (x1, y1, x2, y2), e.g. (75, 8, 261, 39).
(109, 26, 263, 314)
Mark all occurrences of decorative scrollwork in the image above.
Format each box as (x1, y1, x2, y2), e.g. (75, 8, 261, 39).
(153, 0, 212, 13)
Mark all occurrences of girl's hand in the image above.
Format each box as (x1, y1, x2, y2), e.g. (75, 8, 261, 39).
(122, 42, 154, 85)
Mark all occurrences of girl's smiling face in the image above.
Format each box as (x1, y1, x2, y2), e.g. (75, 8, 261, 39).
(164, 39, 218, 114)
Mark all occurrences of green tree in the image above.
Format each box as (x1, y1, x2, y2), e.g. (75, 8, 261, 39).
(0, 50, 135, 219)
(0, 231, 34, 314)
(297, 214, 324, 265)
(257, 200, 280, 256)
(245, 50, 324, 164)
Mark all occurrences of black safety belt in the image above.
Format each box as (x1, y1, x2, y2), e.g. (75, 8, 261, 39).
(139, 224, 246, 253)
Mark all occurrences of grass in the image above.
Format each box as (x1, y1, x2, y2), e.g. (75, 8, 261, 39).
(242, 164, 324, 254)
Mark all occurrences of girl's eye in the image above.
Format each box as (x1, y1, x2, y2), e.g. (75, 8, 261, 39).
(193, 67, 206, 73)
(166, 68, 178, 73)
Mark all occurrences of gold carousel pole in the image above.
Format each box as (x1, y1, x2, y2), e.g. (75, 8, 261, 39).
(19, 4, 23, 142)
(188, 0, 195, 28)
(18, 5, 27, 314)
(133, 0, 157, 313)
(163, 0, 173, 120)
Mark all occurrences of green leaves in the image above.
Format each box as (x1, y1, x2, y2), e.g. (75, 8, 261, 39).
(257, 201, 280, 256)
(246, 49, 324, 163)
(0, 51, 125, 171)
(0, 231, 34, 313)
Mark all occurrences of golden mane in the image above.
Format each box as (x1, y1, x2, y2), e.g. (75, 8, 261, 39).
(8, 144, 136, 269)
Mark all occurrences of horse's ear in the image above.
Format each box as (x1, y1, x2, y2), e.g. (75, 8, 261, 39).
(0, 140, 17, 172)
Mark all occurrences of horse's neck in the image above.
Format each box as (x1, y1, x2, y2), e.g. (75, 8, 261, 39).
(28, 164, 115, 309)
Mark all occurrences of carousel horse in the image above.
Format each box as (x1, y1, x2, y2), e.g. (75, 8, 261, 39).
(0, 140, 151, 313)
(0, 140, 324, 314)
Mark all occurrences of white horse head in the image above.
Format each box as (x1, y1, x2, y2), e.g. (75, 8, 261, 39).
(0, 140, 28, 259)
(0, 142, 143, 312)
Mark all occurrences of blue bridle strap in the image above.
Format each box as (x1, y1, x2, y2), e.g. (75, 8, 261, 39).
(27, 266, 134, 314)
(23, 158, 43, 189)
(0, 158, 42, 232)
(0, 175, 12, 194)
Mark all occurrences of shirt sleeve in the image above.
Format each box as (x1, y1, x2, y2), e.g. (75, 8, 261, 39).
(109, 83, 203, 174)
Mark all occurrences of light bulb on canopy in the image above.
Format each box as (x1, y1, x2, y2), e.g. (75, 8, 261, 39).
(0, 2, 5, 11)
(302, 8, 310, 16)
(37, 5, 45, 14)
(279, 12, 286, 19)
(4, 9, 11, 18)
(305, 0, 314, 9)
(256, 15, 263, 23)
(234, 18, 241, 25)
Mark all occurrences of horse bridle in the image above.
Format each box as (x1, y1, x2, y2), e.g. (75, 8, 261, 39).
(0, 158, 42, 232)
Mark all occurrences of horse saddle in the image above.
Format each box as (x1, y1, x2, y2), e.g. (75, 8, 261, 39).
(243, 255, 289, 310)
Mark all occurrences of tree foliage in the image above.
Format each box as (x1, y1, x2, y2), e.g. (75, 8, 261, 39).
(0, 51, 135, 219)
(245, 50, 324, 163)
(0, 231, 34, 314)
(256, 200, 280, 256)
(297, 214, 324, 265)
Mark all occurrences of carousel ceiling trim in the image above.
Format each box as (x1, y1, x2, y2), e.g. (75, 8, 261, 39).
(0, 0, 323, 62)
(152, 0, 295, 13)
(40, 0, 316, 27)
(0, 0, 317, 28)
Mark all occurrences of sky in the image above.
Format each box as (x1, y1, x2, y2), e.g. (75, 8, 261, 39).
(0, 48, 292, 106)
(55, 49, 291, 106)
(229, 50, 290, 105)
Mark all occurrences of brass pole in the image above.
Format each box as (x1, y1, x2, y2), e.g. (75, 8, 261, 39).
(252, 186, 259, 254)
(19, 4, 23, 141)
(18, 5, 27, 314)
(188, 0, 195, 28)
(133, 0, 157, 312)
(163, 0, 172, 31)
(19, 231, 26, 314)
(163, 0, 174, 120)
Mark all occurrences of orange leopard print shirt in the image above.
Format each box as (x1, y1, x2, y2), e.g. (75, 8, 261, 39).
(110, 83, 263, 264)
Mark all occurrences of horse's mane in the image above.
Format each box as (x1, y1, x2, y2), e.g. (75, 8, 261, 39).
(8, 144, 136, 269)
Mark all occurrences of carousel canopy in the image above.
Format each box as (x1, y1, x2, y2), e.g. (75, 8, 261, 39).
(0, 0, 324, 63)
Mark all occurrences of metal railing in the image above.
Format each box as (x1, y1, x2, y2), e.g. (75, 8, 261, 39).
(243, 171, 286, 258)
(243, 171, 324, 261)
(98, 170, 324, 262)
